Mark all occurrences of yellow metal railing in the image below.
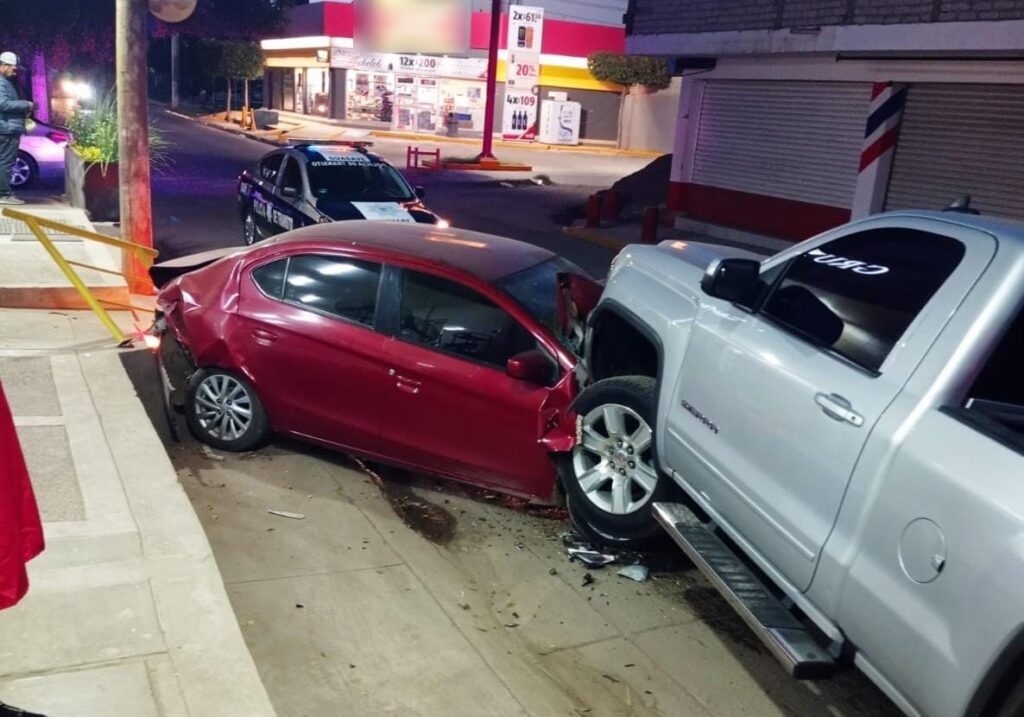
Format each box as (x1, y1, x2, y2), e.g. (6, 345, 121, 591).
(2, 207, 159, 345)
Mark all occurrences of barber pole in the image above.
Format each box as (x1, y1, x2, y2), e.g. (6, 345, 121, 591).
(851, 82, 908, 218)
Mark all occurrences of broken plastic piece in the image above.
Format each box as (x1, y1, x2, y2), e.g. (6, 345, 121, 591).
(581, 572, 595, 587)
(617, 565, 650, 583)
(567, 546, 617, 567)
(268, 509, 306, 520)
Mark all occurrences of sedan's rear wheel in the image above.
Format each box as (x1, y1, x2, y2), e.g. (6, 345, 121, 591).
(11, 152, 36, 188)
(558, 376, 669, 548)
(243, 209, 258, 246)
(185, 369, 268, 451)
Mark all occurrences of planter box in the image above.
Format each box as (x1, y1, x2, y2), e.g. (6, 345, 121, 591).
(253, 108, 278, 130)
(65, 147, 119, 222)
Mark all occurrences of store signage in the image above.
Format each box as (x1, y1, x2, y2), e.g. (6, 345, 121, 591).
(354, 0, 471, 54)
(502, 5, 543, 140)
(331, 48, 487, 81)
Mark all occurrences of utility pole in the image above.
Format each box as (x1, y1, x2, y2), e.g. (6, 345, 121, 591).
(477, 0, 502, 163)
(170, 32, 180, 109)
(116, 0, 154, 294)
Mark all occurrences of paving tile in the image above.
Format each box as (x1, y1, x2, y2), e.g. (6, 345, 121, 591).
(0, 356, 59, 416)
(0, 661, 160, 717)
(16, 424, 85, 522)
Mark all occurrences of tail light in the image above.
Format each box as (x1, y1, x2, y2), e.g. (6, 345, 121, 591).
(47, 131, 70, 144)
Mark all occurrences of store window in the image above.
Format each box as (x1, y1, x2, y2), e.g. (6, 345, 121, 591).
(346, 72, 394, 123)
(306, 68, 330, 117)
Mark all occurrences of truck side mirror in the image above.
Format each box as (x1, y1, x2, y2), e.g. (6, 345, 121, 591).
(701, 258, 761, 308)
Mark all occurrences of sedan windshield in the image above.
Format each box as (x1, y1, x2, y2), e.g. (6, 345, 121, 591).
(497, 257, 594, 354)
(307, 163, 415, 202)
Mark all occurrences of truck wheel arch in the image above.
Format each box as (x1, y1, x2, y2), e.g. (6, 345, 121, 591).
(966, 627, 1024, 717)
(588, 301, 664, 385)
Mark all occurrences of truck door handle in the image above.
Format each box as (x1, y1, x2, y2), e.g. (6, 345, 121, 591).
(252, 328, 278, 345)
(814, 393, 864, 427)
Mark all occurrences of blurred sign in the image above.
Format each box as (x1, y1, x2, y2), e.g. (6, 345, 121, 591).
(331, 48, 486, 80)
(149, 0, 197, 23)
(355, 0, 471, 54)
(503, 5, 543, 139)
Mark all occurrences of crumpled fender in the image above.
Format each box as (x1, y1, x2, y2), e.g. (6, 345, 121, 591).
(539, 368, 580, 454)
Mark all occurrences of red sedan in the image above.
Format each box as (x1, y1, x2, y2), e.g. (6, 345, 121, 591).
(153, 221, 601, 503)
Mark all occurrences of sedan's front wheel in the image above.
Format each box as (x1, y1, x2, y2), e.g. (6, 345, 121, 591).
(559, 376, 669, 548)
(185, 369, 268, 451)
(11, 152, 36, 188)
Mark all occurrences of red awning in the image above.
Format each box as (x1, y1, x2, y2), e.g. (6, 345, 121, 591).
(0, 380, 44, 611)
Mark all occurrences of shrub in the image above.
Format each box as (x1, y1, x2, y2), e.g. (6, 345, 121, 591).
(587, 52, 671, 91)
(67, 92, 170, 173)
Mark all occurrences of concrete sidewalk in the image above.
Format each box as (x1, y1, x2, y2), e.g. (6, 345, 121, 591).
(167, 107, 661, 159)
(0, 310, 275, 716)
(563, 218, 792, 256)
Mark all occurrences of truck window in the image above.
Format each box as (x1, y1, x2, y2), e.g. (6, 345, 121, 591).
(962, 304, 1024, 448)
(762, 228, 965, 371)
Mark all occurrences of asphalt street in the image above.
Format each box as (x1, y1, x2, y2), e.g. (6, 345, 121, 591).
(150, 111, 624, 276)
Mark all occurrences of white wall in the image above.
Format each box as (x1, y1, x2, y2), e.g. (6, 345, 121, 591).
(619, 77, 680, 152)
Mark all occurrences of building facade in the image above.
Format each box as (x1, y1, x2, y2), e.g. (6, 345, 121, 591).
(262, 0, 627, 142)
(626, 0, 1024, 239)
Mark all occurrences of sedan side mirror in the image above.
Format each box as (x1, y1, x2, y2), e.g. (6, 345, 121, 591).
(701, 258, 761, 308)
(507, 349, 552, 385)
(414, 186, 426, 199)
(281, 185, 300, 199)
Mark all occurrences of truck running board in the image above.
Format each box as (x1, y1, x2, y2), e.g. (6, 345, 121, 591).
(653, 502, 837, 679)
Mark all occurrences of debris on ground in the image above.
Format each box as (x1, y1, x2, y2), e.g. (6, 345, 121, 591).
(200, 445, 225, 461)
(295, 603, 305, 609)
(268, 509, 306, 520)
(581, 572, 595, 587)
(549, 567, 558, 575)
(617, 565, 651, 583)
(567, 546, 617, 567)
(602, 674, 621, 684)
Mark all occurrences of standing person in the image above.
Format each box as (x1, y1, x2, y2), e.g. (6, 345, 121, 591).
(0, 52, 36, 206)
(0, 379, 46, 717)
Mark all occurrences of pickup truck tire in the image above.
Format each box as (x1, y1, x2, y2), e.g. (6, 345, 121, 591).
(559, 376, 668, 548)
(995, 675, 1024, 717)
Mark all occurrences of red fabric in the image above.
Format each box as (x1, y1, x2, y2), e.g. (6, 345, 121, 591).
(0, 380, 44, 610)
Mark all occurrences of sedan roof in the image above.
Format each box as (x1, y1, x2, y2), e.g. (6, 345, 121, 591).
(253, 221, 557, 282)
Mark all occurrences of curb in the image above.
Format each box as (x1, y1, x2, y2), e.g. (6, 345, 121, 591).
(562, 225, 633, 251)
(163, 109, 287, 148)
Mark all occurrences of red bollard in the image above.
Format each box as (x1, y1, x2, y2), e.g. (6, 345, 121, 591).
(585, 194, 603, 228)
(602, 189, 621, 221)
(641, 206, 660, 244)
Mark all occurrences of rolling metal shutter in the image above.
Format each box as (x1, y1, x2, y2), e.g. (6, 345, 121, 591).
(693, 80, 869, 208)
(885, 84, 1024, 221)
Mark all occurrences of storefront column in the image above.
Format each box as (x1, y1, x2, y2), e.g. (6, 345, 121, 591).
(851, 82, 908, 219)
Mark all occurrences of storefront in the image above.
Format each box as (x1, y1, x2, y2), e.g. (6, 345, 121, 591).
(260, 3, 625, 141)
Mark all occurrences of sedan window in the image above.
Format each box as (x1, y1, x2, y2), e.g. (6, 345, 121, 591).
(400, 270, 535, 369)
(259, 154, 284, 182)
(283, 255, 381, 327)
(280, 157, 303, 193)
(307, 164, 414, 202)
(252, 258, 287, 299)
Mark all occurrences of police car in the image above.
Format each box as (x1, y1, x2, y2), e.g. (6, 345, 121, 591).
(237, 144, 444, 245)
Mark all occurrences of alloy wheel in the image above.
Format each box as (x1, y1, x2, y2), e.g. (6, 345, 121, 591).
(193, 374, 253, 442)
(571, 403, 658, 515)
(243, 212, 256, 245)
(10, 157, 31, 187)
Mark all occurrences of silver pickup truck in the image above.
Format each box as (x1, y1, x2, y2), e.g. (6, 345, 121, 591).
(563, 209, 1024, 717)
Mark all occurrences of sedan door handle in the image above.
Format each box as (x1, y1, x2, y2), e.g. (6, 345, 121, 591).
(814, 393, 864, 427)
(252, 328, 278, 345)
(395, 374, 421, 395)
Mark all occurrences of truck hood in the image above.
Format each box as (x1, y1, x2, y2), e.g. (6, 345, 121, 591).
(654, 239, 767, 270)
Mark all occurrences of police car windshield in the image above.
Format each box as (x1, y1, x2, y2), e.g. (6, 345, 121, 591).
(307, 162, 415, 202)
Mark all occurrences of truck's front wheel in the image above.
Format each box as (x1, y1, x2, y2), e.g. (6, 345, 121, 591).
(559, 376, 668, 548)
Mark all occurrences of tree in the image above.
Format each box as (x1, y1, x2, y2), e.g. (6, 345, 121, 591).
(202, 40, 264, 123)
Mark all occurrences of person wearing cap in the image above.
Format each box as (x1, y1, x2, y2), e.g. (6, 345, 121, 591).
(0, 52, 37, 206)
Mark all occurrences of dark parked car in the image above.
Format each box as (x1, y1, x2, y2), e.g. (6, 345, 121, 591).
(237, 144, 443, 246)
(152, 221, 603, 503)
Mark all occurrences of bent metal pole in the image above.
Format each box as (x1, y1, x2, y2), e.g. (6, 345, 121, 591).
(478, 0, 502, 162)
